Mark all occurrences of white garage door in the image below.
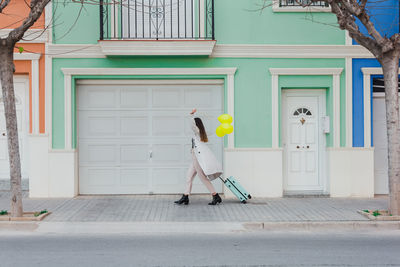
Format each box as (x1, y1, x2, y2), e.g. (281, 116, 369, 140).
(373, 94, 397, 194)
(78, 80, 224, 194)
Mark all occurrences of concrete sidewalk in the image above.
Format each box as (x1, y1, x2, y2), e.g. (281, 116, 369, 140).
(0, 191, 389, 223)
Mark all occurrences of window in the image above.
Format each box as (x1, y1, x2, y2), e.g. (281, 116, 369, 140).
(293, 107, 312, 117)
(279, 0, 328, 7)
(273, 0, 330, 12)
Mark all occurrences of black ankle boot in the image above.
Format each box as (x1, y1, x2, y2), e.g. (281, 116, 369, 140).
(208, 193, 222, 205)
(174, 194, 189, 205)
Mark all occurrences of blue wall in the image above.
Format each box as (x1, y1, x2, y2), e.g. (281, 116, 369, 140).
(352, 0, 399, 147)
(353, 0, 399, 44)
(352, 59, 381, 147)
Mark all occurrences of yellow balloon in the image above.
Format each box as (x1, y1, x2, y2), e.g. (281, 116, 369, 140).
(218, 114, 233, 124)
(221, 123, 233, 134)
(216, 126, 225, 137)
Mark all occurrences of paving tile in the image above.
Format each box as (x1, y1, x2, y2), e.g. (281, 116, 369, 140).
(0, 191, 389, 222)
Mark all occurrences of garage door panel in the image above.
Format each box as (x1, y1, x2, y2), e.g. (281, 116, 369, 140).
(152, 87, 181, 108)
(120, 116, 149, 136)
(152, 116, 183, 136)
(79, 143, 118, 165)
(120, 144, 150, 164)
(88, 144, 117, 164)
(87, 168, 117, 186)
(152, 144, 182, 163)
(152, 168, 184, 193)
(184, 86, 222, 108)
(120, 169, 149, 186)
(79, 87, 117, 109)
(79, 113, 119, 138)
(120, 88, 148, 108)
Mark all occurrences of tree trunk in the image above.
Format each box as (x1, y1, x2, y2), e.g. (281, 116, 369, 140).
(0, 44, 23, 217)
(381, 52, 400, 215)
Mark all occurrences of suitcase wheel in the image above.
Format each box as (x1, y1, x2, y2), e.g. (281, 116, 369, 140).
(248, 194, 252, 199)
(241, 200, 247, 204)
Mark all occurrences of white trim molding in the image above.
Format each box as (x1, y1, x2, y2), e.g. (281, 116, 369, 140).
(61, 68, 237, 150)
(45, 2, 52, 44)
(345, 31, 353, 46)
(269, 68, 343, 148)
(47, 44, 374, 59)
(345, 58, 352, 147)
(47, 44, 105, 58)
(360, 67, 400, 148)
(99, 40, 216, 56)
(0, 29, 48, 43)
(14, 52, 41, 61)
(31, 58, 40, 134)
(14, 52, 41, 135)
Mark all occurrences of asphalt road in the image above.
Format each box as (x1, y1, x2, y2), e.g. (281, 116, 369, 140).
(1, 230, 400, 267)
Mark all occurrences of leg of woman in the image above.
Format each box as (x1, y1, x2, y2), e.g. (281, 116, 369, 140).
(184, 162, 197, 195)
(192, 153, 216, 194)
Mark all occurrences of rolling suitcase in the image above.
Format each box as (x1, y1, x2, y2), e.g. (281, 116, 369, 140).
(219, 176, 252, 203)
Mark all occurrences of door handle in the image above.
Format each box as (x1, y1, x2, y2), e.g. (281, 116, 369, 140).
(1, 133, 5, 136)
(296, 146, 300, 149)
(149, 151, 153, 158)
(307, 145, 310, 149)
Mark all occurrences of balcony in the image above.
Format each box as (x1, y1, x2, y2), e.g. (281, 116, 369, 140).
(273, 0, 330, 12)
(98, 0, 216, 56)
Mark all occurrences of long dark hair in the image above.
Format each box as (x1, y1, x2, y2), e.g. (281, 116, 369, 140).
(194, 117, 208, 143)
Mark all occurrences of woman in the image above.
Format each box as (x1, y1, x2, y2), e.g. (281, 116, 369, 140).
(174, 109, 223, 205)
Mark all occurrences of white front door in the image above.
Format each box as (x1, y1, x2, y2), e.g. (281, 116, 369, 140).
(282, 90, 326, 193)
(0, 76, 29, 180)
(77, 80, 223, 195)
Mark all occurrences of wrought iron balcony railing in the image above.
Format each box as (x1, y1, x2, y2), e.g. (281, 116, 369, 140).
(279, 0, 329, 7)
(100, 0, 215, 40)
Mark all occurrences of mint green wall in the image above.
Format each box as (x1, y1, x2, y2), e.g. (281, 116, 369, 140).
(215, 0, 344, 45)
(52, 1, 99, 44)
(52, 0, 344, 45)
(52, 57, 346, 149)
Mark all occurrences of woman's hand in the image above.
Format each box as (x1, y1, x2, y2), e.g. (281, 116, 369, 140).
(190, 108, 197, 115)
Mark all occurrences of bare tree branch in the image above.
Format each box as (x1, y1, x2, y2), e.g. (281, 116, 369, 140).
(7, 0, 50, 43)
(0, 0, 11, 13)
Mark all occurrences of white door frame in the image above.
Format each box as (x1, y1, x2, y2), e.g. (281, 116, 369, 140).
(361, 67, 400, 147)
(269, 68, 342, 148)
(282, 89, 327, 193)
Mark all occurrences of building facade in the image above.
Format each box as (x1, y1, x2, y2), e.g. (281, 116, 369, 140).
(21, 0, 384, 198)
(0, 1, 47, 190)
(351, 0, 400, 195)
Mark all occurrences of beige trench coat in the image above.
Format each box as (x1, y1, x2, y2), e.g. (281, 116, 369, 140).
(190, 116, 223, 181)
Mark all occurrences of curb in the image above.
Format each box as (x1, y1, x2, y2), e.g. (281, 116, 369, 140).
(243, 221, 400, 231)
(1, 221, 399, 234)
